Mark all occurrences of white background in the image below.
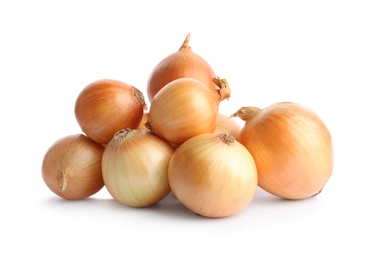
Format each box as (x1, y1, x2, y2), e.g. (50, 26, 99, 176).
(1, 0, 377, 259)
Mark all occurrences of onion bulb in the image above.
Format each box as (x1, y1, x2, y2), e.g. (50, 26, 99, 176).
(214, 113, 242, 138)
(75, 79, 147, 145)
(232, 102, 333, 200)
(168, 133, 258, 218)
(41, 134, 105, 200)
(146, 33, 217, 102)
(146, 77, 231, 145)
(102, 128, 174, 207)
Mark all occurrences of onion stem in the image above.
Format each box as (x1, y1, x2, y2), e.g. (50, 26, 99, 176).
(213, 77, 231, 101)
(219, 133, 235, 144)
(231, 106, 262, 121)
(179, 33, 191, 51)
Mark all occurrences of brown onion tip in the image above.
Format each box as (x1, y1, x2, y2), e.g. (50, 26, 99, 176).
(231, 106, 262, 121)
(213, 77, 231, 101)
(219, 133, 236, 144)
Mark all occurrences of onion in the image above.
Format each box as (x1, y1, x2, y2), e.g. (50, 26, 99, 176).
(214, 113, 242, 138)
(102, 128, 175, 207)
(146, 77, 231, 145)
(146, 33, 217, 102)
(41, 134, 105, 200)
(168, 133, 258, 218)
(75, 79, 147, 145)
(232, 102, 334, 200)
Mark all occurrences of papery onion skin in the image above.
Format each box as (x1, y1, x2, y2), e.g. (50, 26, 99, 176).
(75, 79, 147, 145)
(233, 102, 333, 200)
(102, 128, 174, 207)
(168, 133, 258, 218)
(146, 33, 217, 102)
(214, 113, 242, 138)
(147, 77, 230, 145)
(41, 134, 105, 200)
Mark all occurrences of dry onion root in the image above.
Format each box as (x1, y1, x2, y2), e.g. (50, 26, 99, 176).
(168, 133, 258, 218)
(232, 102, 334, 200)
(102, 128, 175, 207)
(41, 134, 105, 200)
(147, 32, 217, 102)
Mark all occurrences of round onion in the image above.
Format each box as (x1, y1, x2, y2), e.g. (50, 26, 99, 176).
(146, 33, 217, 102)
(168, 133, 258, 218)
(75, 79, 147, 145)
(102, 128, 175, 207)
(233, 102, 334, 200)
(146, 77, 231, 145)
(41, 134, 105, 200)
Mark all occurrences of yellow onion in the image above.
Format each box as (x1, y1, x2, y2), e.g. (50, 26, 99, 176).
(102, 128, 174, 207)
(146, 77, 231, 145)
(146, 33, 217, 102)
(168, 133, 258, 218)
(75, 79, 147, 145)
(232, 102, 333, 200)
(213, 113, 242, 138)
(41, 134, 105, 200)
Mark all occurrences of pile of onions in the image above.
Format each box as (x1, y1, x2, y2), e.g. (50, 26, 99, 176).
(232, 102, 334, 200)
(102, 128, 174, 207)
(41, 33, 334, 218)
(75, 79, 147, 145)
(147, 33, 217, 102)
(41, 134, 105, 200)
(146, 76, 231, 145)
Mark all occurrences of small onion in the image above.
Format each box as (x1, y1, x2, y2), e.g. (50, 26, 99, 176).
(146, 77, 231, 145)
(168, 133, 258, 218)
(213, 113, 242, 138)
(75, 79, 147, 145)
(232, 102, 334, 200)
(146, 33, 217, 102)
(102, 128, 175, 207)
(41, 134, 105, 200)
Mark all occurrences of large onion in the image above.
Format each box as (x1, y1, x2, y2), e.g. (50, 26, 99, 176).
(146, 77, 231, 145)
(75, 79, 147, 145)
(41, 134, 105, 200)
(102, 128, 174, 207)
(168, 133, 258, 218)
(232, 102, 334, 200)
(146, 33, 217, 102)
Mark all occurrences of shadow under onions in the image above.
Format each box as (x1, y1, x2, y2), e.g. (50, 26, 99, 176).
(40, 187, 323, 221)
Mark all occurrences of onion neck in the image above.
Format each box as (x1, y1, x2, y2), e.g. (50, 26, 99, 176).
(179, 33, 192, 52)
(114, 128, 134, 142)
(231, 106, 262, 121)
(213, 77, 231, 101)
(133, 87, 148, 110)
(145, 121, 154, 134)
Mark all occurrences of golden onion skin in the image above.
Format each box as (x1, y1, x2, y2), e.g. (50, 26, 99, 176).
(235, 102, 333, 200)
(168, 133, 258, 218)
(147, 33, 217, 102)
